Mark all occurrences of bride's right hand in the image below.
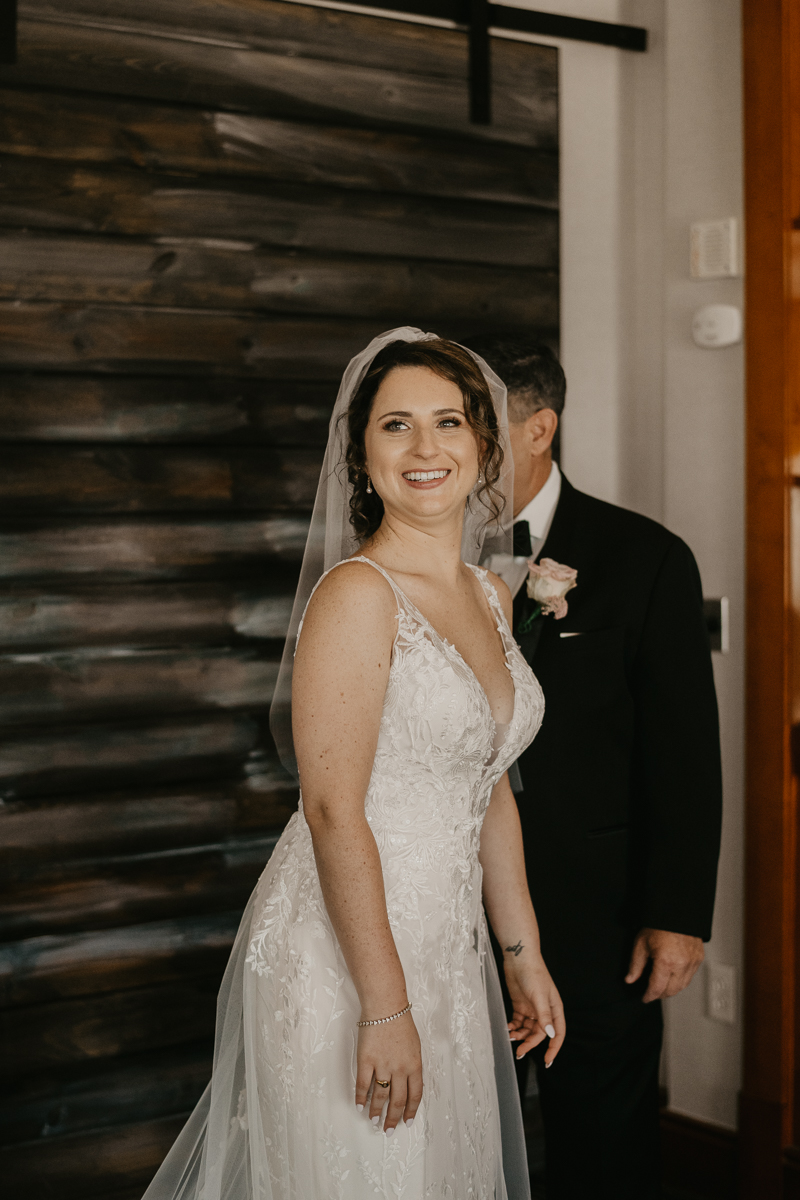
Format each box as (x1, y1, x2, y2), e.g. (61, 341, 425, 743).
(355, 1013, 423, 1134)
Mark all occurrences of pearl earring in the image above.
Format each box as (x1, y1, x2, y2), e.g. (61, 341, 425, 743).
(366, 476, 373, 494)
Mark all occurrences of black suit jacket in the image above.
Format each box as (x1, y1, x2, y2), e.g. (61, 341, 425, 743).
(513, 476, 722, 1005)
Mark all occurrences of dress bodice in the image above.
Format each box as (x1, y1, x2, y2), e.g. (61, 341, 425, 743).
(297, 557, 545, 894)
(358, 556, 541, 770)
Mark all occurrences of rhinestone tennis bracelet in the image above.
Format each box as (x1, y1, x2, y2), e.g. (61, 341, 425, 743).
(357, 1001, 412, 1027)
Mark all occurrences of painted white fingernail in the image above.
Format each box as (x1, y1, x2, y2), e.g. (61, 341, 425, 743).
(385, 1126, 395, 1138)
(356, 1104, 364, 1112)
(371, 1115, 380, 1125)
(545, 1060, 552, 1069)
(405, 1118, 414, 1128)
(545, 1024, 556, 1038)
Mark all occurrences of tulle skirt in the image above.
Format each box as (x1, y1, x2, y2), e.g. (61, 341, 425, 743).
(142, 882, 531, 1200)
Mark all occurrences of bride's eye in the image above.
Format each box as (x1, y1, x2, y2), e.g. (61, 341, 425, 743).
(383, 419, 409, 432)
(439, 417, 463, 428)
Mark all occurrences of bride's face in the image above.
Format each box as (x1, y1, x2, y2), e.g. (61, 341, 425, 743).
(363, 366, 481, 527)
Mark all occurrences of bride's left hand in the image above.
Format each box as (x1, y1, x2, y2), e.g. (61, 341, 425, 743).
(504, 952, 565, 1068)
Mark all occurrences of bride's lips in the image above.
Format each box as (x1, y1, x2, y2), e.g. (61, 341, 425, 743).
(401, 469, 451, 490)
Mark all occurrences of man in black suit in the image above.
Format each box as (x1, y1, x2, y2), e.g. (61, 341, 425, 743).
(463, 334, 722, 1200)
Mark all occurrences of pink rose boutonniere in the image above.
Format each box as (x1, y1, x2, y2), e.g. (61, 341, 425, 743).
(518, 557, 578, 634)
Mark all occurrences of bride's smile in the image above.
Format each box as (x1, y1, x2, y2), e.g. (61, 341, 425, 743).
(401, 468, 450, 487)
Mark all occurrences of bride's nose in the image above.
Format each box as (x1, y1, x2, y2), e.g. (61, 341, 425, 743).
(409, 424, 439, 458)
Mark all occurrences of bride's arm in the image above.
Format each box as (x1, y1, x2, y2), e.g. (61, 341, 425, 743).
(292, 562, 422, 1131)
(479, 775, 565, 1066)
(479, 569, 565, 1066)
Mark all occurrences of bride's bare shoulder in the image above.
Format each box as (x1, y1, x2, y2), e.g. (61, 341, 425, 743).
(300, 560, 397, 644)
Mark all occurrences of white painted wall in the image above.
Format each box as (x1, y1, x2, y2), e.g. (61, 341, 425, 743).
(495, 0, 630, 506)
(655, 0, 744, 1133)
(499, 0, 745, 1130)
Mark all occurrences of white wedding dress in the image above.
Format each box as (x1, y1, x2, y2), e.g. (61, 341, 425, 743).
(144, 556, 544, 1200)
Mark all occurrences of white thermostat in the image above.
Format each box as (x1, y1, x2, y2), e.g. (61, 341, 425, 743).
(692, 304, 742, 349)
(690, 218, 739, 278)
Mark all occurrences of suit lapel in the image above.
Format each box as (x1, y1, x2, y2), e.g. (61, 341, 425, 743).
(514, 475, 580, 666)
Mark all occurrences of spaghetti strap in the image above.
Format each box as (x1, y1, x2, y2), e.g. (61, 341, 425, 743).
(345, 555, 407, 610)
(467, 562, 513, 640)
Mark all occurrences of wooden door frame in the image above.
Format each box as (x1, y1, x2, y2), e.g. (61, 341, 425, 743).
(741, 1, 800, 1195)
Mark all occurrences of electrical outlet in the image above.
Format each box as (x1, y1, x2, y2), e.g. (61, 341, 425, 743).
(707, 963, 737, 1024)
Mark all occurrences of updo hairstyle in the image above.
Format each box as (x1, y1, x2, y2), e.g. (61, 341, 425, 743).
(343, 338, 505, 541)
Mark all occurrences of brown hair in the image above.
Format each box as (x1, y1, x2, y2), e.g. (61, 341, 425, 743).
(343, 338, 505, 541)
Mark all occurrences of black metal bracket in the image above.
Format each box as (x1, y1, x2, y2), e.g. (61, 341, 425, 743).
(0, 0, 16, 64)
(326, 1, 647, 124)
(484, 5, 647, 51)
(468, 0, 491, 124)
(353, 1, 647, 52)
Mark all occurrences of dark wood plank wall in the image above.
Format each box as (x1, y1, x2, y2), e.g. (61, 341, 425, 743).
(0, 3, 558, 1195)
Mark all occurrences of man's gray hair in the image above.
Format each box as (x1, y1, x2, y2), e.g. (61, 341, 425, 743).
(460, 334, 566, 424)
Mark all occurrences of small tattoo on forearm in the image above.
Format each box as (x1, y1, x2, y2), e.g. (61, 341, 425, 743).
(505, 941, 524, 957)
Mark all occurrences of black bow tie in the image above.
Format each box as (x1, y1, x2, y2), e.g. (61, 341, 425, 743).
(513, 520, 533, 558)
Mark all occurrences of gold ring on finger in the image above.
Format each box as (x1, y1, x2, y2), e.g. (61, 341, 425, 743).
(375, 1079, 390, 1088)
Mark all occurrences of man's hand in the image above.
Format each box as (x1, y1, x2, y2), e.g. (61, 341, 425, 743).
(625, 928, 704, 1002)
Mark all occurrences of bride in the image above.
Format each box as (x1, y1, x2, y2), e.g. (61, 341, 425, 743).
(143, 329, 564, 1200)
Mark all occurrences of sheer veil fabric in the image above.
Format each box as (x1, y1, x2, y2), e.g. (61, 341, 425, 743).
(142, 329, 532, 1200)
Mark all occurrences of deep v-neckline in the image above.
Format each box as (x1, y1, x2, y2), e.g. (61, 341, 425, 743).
(354, 556, 518, 732)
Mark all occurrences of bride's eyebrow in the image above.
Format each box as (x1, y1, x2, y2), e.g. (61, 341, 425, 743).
(376, 408, 465, 420)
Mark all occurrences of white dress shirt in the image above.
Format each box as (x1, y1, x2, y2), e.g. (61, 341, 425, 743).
(515, 460, 562, 561)
(484, 461, 562, 598)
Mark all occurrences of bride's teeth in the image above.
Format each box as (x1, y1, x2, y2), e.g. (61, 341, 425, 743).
(404, 470, 449, 482)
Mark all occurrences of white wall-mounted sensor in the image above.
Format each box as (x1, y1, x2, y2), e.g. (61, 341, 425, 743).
(690, 218, 739, 278)
(692, 304, 742, 348)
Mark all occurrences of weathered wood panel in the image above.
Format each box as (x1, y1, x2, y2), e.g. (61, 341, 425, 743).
(0, 0, 558, 1184)
(1, 977, 221, 1075)
(81, 1187, 149, 1200)
(0, 646, 279, 726)
(0, 233, 557, 325)
(0, 444, 322, 513)
(0, 158, 559, 268)
(85, 1185, 148, 1200)
(16, 0, 556, 87)
(0, 716, 269, 798)
(0, 376, 333, 444)
(4, 4, 557, 147)
(0, 1111, 188, 1200)
(1, 783, 295, 863)
(0, 584, 293, 649)
(0, 375, 334, 443)
(0, 833, 278, 938)
(0, 913, 242, 1007)
(0, 517, 309, 582)
(0, 88, 558, 207)
(2, 1044, 210, 1147)
(0, 302, 385, 377)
